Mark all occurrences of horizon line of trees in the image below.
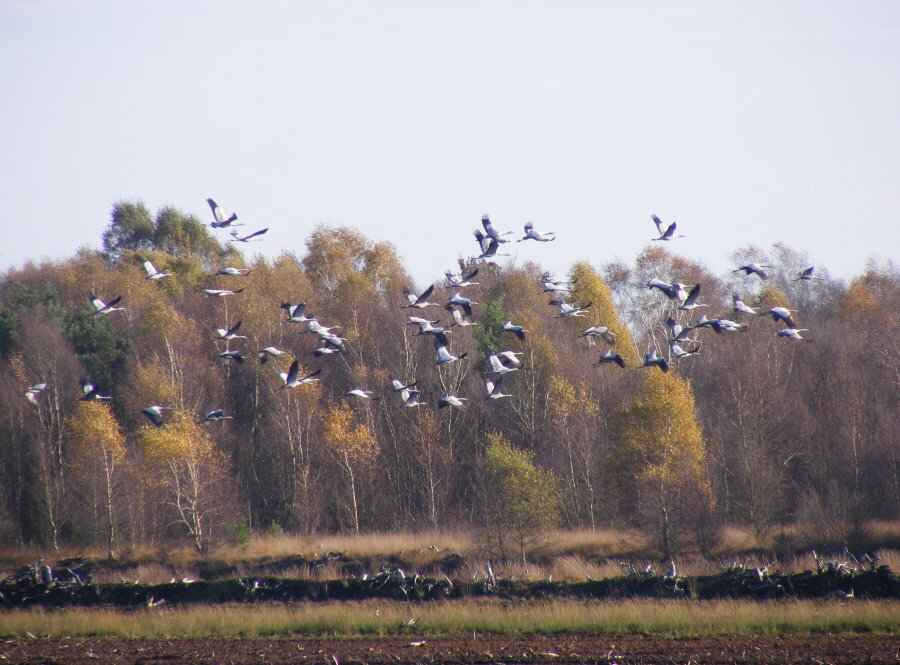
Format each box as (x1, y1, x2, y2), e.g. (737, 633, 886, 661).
(0, 200, 896, 559)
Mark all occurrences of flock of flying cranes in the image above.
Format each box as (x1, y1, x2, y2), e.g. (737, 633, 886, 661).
(20, 202, 822, 426)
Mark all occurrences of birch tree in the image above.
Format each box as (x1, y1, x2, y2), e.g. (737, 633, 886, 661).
(65, 401, 126, 558)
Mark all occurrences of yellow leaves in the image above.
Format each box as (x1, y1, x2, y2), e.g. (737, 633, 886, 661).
(123, 364, 179, 420)
(548, 375, 577, 422)
(567, 261, 639, 363)
(547, 376, 600, 423)
(65, 401, 126, 465)
(303, 225, 407, 300)
(754, 285, 791, 311)
(361, 240, 407, 296)
(135, 297, 187, 349)
(322, 402, 378, 466)
(136, 409, 218, 471)
(576, 381, 600, 421)
(613, 371, 709, 493)
(481, 432, 562, 533)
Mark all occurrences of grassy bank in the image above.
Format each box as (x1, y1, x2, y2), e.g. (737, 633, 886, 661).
(1, 599, 897, 639)
(3, 523, 899, 586)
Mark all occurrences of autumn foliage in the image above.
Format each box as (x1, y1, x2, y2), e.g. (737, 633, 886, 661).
(0, 201, 896, 556)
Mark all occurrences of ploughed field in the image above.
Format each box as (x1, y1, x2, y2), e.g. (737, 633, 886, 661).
(2, 551, 897, 664)
(3, 634, 899, 665)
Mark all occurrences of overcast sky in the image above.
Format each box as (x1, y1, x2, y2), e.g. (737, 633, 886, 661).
(2, 1, 897, 287)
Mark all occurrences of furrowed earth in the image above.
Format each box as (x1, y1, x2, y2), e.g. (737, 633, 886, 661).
(2, 634, 898, 664)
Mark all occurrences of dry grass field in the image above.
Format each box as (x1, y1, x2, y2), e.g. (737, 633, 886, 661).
(4, 523, 897, 586)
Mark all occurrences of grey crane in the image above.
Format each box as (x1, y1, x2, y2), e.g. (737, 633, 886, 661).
(435, 344, 467, 365)
(407, 315, 440, 327)
(215, 320, 246, 341)
(219, 350, 245, 364)
(207, 198, 240, 228)
(389, 377, 418, 392)
(777, 328, 812, 342)
(647, 279, 688, 302)
(494, 350, 524, 369)
(258, 346, 284, 364)
(403, 284, 437, 309)
(481, 214, 514, 243)
(444, 267, 479, 288)
(312, 339, 344, 357)
(580, 326, 616, 345)
(695, 315, 748, 334)
(343, 388, 379, 400)
(540, 273, 574, 294)
(501, 320, 527, 341)
(447, 306, 478, 327)
(733, 263, 770, 279)
(203, 409, 233, 422)
(141, 405, 169, 427)
(389, 377, 419, 406)
(281, 302, 314, 323)
(279, 361, 321, 389)
(795, 266, 824, 281)
(304, 318, 341, 337)
(486, 352, 519, 375)
(214, 267, 252, 276)
(518, 221, 556, 242)
(447, 292, 478, 317)
(670, 342, 701, 359)
(228, 227, 268, 243)
(556, 300, 592, 318)
(484, 376, 512, 400)
(204, 288, 244, 297)
(23, 382, 48, 406)
(732, 294, 758, 315)
(400, 390, 426, 407)
(472, 229, 501, 260)
(594, 349, 626, 368)
(666, 317, 696, 343)
(677, 284, 707, 311)
(90, 294, 124, 315)
(651, 214, 684, 241)
(761, 306, 797, 329)
(639, 349, 669, 372)
(138, 257, 171, 280)
(412, 319, 449, 346)
(438, 394, 468, 409)
(80, 380, 111, 401)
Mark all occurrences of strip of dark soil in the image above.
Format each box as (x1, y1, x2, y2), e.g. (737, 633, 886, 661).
(1, 634, 897, 665)
(2, 564, 897, 608)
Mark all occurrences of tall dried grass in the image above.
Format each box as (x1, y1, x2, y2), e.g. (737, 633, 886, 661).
(1, 599, 896, 639)
(218, 530, 475, 561)
(1, 523, 897, 582)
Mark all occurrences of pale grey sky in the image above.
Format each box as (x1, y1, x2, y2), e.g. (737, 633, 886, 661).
(2, 1, 897, 285)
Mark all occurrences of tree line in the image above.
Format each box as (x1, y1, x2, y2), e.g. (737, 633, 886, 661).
(0, 201, 896, 559)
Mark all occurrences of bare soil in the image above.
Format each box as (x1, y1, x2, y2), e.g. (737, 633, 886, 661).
(1, 634, 898, 664)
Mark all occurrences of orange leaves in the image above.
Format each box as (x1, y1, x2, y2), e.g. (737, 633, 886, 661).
(839, 277, 897, 330)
